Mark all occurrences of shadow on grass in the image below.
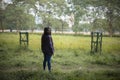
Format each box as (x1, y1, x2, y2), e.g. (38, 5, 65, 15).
(0, 69, 120, 80)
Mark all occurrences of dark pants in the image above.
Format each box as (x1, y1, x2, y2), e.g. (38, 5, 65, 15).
(43, 54, 52, 71)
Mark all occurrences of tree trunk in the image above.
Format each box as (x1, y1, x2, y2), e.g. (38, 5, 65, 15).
(61, 21, 64, 34)
(107, 9, 113, 37)
(0, 20, 4, 32)
(16, 20, 20, 33)
(108, 19, 113, 37)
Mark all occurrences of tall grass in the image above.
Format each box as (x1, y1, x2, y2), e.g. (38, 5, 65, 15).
(0, 33, 120, 80)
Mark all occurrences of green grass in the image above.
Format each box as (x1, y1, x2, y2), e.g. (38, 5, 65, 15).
(0, 33, 120, 80)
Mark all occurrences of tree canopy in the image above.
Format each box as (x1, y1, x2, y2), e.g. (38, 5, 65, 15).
(0, 0, 120, 36)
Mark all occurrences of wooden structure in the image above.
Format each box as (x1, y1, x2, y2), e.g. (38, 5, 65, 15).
(91, 32, 102, 54)
(19, 32, 29, 46)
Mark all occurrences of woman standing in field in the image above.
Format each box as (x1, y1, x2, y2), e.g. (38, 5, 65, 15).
(41, 27, 54, 72)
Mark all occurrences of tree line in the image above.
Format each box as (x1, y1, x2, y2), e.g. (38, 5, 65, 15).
(0, 0, 120, 36)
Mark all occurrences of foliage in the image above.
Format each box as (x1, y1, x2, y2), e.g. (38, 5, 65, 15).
(0, 0, 68, 32)
(92, 18, 108, 31)
(0, 0, 120, 35)
(70, 0, 120, 36)
(3, 3, 35, 31)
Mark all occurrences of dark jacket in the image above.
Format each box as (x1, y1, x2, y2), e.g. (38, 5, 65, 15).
(41, 34, 54, 55)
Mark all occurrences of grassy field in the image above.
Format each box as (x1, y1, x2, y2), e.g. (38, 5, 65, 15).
(0, 33, 120, 80)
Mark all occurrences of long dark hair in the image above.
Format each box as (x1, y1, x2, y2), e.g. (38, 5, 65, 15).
(43, 27, 51, 35)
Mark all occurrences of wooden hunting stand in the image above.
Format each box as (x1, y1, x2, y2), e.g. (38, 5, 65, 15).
(19, 32, 29, 46)
(91, 32, 102, 54)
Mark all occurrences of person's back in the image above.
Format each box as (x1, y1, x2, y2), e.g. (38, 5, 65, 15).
(41, 27, 54, 72)
(41, 34, 54, 55)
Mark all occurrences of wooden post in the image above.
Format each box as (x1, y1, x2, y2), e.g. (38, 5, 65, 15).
(19, 32, 22, 45)
(96, 32, 99, 52)
(91, 32, 93, 53)
(100, 33, 102, 54)
(19, 32, 29, 46)
(91, 32, 102, 54)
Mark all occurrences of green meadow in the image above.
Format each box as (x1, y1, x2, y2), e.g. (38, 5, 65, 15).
(0, 33, 120, 80)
